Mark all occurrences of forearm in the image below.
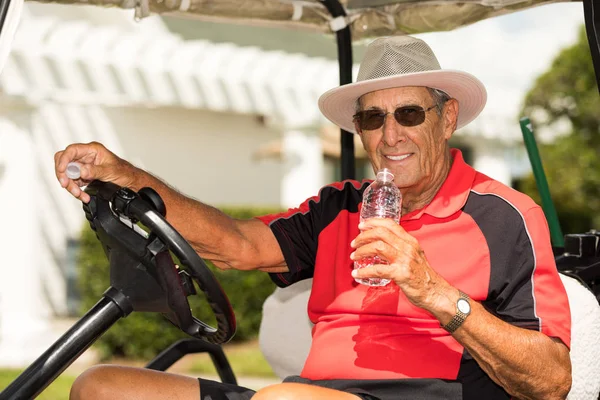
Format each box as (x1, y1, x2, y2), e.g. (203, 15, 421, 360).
(127, 166, 285, 271)
(432, 290, 571, 399)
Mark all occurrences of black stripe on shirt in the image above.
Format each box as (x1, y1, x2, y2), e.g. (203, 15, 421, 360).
(462, 190, 539, 329)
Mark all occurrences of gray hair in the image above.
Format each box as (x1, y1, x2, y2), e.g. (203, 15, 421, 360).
(427, 88, 451, 115)
(354, 87, 451, 114)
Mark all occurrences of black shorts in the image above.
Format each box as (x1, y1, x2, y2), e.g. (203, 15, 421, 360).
(198, 378, 381, 400)
(199, 375, 461, 400)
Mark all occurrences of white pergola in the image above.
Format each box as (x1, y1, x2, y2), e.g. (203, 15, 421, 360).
(1, 9, 340, 124)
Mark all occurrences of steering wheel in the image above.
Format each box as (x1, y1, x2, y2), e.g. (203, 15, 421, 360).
(82, 180, 236, 344)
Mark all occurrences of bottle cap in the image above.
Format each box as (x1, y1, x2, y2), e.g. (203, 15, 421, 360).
(66, 162, 81, 180)
(376, 168, 394, 183)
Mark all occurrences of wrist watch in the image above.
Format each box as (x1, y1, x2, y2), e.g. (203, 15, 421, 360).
(442, 290, 471, 333)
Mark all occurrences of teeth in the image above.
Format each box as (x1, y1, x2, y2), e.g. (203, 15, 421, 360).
(386, 154, 411, 161)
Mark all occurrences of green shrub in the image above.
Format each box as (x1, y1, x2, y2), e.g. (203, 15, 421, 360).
(77, 207, 281, 360)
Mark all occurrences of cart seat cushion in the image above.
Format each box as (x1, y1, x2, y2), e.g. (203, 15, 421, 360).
(259, 279, 313, 378)
(258, 274, 600, 399)
(560, 274, 600, 400)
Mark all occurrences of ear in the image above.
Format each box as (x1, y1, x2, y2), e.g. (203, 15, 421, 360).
(443, 99, 459, 140)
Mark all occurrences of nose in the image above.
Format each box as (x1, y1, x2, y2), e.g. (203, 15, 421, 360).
(382, 113, 405, 147)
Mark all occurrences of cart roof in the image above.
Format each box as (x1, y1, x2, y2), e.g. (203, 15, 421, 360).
(29, 0, 580, 38)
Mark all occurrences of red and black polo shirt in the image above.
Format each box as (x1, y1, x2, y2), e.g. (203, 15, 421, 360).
(257, 149, 571, 399)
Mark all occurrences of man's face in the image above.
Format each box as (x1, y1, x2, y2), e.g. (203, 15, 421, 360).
(355, 86, 458, 191)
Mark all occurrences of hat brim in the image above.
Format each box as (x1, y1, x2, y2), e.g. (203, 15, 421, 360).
(318, 69, 487, 134)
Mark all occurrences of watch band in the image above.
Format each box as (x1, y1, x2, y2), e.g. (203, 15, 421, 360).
(442, 290, 471, 333)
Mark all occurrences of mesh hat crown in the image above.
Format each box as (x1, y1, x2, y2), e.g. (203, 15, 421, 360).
(357, 36, 441, 81)
(318, 35, 487, 134)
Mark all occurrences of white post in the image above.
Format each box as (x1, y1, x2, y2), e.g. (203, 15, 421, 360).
(0, 118, 51, 367)
(281, 126, 324, 209)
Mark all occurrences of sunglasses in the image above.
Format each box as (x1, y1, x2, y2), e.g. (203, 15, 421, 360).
(353, 105, 437, 131)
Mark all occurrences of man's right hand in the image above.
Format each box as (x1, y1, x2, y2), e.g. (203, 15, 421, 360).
(54, 142, 138, 203)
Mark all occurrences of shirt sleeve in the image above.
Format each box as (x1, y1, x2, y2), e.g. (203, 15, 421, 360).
(256, 194, 323, 288)
(488, 206, 571, 348)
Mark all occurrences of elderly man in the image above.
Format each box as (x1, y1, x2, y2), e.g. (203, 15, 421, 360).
(55, 36, 571, 400)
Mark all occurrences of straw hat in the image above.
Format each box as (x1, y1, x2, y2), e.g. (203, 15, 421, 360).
(318, 36, 487, 134)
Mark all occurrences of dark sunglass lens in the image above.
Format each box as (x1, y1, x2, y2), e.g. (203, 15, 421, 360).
(395, 106, 425, 127)
(359, 111, 386, 130)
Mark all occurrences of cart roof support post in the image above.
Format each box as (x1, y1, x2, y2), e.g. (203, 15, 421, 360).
(321, 0, 355, 181)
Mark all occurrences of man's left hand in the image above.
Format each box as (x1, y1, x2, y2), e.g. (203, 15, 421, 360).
(350, 218, 455, 313)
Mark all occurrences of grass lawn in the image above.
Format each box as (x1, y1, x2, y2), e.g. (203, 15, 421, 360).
(0, 369, 76, 400)
(189, 341, 277, 378)
(0, 340, 275, 398)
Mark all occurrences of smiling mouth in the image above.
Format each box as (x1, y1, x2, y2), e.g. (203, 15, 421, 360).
(385, 154, 412, 161)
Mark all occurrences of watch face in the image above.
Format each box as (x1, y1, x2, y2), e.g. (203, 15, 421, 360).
(457, 298, 471, 314)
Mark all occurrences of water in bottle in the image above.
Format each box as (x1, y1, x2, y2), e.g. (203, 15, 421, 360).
(354, 168, 402, 286)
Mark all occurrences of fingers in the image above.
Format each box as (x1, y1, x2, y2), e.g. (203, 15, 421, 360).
(351, 239, 399, 263)
(351, 219, 450, 311)
(64, 178, 91, 203)
(351, 221, 416, 256)
(54, 142, 106, 203)
(352, 225, 405, 249)
(54, 151, 68, 187)
(358, 217, 410, 239)
(351, 262, 402, 281)
(55, 142, 101, 172)
(350, 218, 421, 283)
(55, 145, 84, 187)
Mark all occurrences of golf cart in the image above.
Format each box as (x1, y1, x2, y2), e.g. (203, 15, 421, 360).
(0, 0, 599, 399)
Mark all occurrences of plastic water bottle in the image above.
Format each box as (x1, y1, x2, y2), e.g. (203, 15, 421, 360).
(354, 168, 402, 286)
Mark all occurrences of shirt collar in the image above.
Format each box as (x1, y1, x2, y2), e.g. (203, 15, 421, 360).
(401, 148, 476, 221)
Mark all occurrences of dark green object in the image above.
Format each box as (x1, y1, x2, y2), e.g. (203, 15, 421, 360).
(519, 117, 564, 247)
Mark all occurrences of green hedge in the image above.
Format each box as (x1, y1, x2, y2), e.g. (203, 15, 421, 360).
(77, 207, 281, 360)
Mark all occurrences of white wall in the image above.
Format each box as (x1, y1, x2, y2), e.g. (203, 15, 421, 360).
(105, 106, 284, 207)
